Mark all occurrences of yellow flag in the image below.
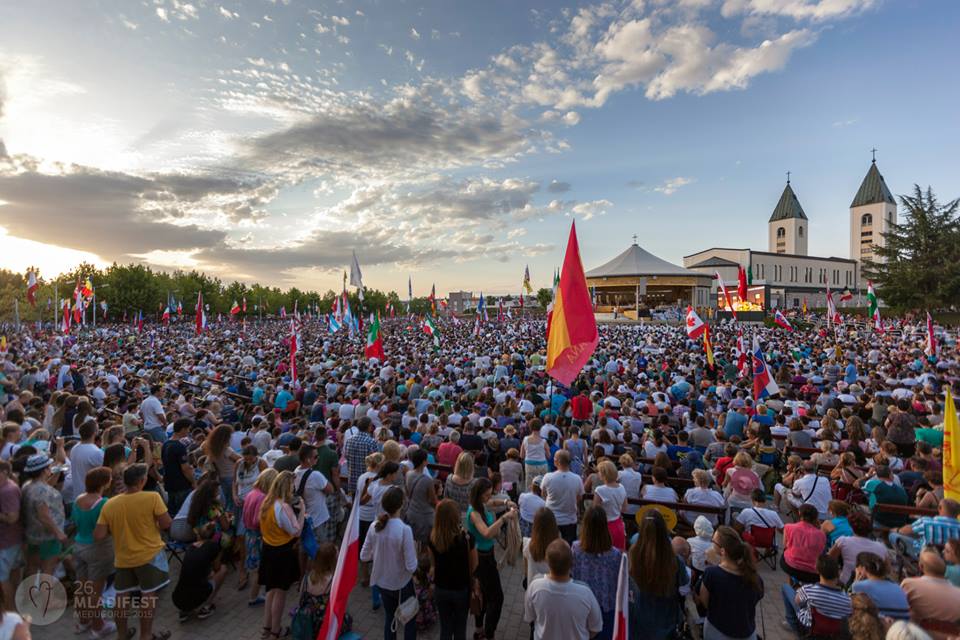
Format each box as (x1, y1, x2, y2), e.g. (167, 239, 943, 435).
(703, 325, 714, 368)
(944, 388, 960, 502)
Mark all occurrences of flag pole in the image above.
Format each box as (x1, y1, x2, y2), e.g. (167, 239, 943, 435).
(53, 281, 58, 328)
(14, 299, 20, 332)
(92, 290, 96, 329)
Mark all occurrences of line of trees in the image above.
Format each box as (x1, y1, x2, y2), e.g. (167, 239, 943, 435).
(0, 262, 422, 323)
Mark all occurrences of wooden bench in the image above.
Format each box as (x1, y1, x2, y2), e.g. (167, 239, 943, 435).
(584, 493, 729, 525)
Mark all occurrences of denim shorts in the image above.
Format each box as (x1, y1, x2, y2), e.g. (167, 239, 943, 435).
(0, 545, 22, 581)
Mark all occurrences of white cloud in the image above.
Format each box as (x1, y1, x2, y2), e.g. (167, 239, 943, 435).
(331, 15, 349, 25)
(121, 18, 138, 30)
(156, 7, 169, 22)
(562, 111, 581, 126)
(315, 22, 330, 34)
(410, 27, 421, 40)
(570, 199, 612, 220)
(218, 7, 237, 19)
(653, 176, 694, 195)
(721, 0, 876, 21)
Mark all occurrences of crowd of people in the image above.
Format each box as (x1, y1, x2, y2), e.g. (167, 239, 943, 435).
(0, 310, 957, 640)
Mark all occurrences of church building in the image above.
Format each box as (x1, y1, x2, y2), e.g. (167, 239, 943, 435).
(683, 157, 896, 311)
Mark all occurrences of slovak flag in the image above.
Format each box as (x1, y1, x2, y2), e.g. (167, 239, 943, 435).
(612, 553, 629, 640)
(752, 337, 779, 401)
(685, 306, 706, 340)
(773, 309, 793, 331)
(317, 494, 361, 640)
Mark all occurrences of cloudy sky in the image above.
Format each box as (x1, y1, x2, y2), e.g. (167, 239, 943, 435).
(0, 0, 957, 296)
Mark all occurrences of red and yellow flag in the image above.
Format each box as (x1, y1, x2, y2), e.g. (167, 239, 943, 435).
(546, 221, 598, 386)
(944, 388, 960, 502)
(703, 324, 715, 368)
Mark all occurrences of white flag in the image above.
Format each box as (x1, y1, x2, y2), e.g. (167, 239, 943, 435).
(350, 251, 364, 288)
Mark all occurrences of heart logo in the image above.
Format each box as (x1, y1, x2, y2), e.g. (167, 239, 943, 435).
(28, 581, 54, 616)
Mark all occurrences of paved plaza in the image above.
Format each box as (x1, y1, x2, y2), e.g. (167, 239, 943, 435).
(34, 542, 793, 640)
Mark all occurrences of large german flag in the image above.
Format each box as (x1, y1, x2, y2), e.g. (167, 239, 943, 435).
(546, 221, 598, 386)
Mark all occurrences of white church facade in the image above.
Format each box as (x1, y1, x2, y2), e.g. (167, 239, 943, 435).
(683, 158, 897, 311)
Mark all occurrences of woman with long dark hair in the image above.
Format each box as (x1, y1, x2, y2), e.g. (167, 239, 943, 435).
(204, 424, 240, 511)
(427, 499, 477, 640)
(572, 506, 623, 640)
(360, 486, 418, 640)
(466, 477, 517, 640)
(627, 510, 688, 640)
(698, 526, 764, 640)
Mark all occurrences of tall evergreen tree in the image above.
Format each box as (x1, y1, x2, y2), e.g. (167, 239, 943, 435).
(865, 185, 960, 310)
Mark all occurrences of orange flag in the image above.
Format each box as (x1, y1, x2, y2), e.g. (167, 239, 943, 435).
(547, 221, 599, 386)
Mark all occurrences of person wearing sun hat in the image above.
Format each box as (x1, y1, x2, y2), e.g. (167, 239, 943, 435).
(21, 453, 67, 576)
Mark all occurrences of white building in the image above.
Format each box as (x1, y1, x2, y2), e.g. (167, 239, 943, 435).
(684, 159, 893, 311)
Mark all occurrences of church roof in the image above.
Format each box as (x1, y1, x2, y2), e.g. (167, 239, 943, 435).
(688, 256, 740, 269)
(851, 161, 896, 208)
(769, 182, 807, 222)
(586, 243, 702, 278)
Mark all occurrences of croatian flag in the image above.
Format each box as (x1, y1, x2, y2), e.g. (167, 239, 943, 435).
(773, 309, 793, 331)
(612, 553, 629, 640)
(752, 337, 779, 401)
(317, 497, 361, 640)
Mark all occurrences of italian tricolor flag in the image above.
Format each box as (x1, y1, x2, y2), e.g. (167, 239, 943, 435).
(867, 281, 880, 329)
(423, 316, 440, 349)
(364, 313, 386, 360)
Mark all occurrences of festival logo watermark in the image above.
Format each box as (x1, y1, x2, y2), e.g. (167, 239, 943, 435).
(15, 573, 67, 625)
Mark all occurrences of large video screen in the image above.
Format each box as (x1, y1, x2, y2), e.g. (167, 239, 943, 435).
(717, 285, 765, 312)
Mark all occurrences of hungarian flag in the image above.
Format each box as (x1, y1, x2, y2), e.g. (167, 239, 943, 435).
(26, 272, 38, 307)
(703, 324, 715, 368)
(546, 221, 599, 386)
(289, 319, 299, 382)
(161, 306, 171, 323)
(195, 291, 206, 335)
(364, 313, 386, 360)
(612, 553, 629, 640)
(926, 312, 937, 357)
(523, 264, 533, 294)
(737, 264, 748, 302)
(316, 495, 361, 640)
(177, 300, 182, 315)
(685, 306, 706, 340)
(773, 309, 793, 331)
(423, 316, 440, 349)
(715, 271, 736, 320)
(242, 297, 247, 313)
(839, 288, 853, 302)
(867, 281, 880, 329)
(230, 300, 241, 315)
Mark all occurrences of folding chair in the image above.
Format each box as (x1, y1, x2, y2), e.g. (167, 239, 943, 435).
(743, 525, 778, 570)
(804, 607, 846, 640)
(165, 539, 189, 566)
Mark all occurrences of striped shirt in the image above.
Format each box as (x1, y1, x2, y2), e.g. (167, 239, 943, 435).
(910, 516, 960, 553)
(796, 583, 851, 628)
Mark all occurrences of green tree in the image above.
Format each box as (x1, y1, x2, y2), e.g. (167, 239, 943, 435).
(865, 185, 960, 310)
(536, 287, 553, 309)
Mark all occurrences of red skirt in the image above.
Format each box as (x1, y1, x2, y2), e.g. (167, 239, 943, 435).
(608, 517, 626, 551)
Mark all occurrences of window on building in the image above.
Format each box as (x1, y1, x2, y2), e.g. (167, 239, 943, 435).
(776, 227, 785, 238)
(861, 213, 873, 226)
(798, 226, 804, 238)
(861, 230, 873, 238)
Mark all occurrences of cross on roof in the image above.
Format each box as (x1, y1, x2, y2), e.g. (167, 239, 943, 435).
(786, 170, 791, 184)
(632, 234, 638, 245)
(871, 147, 877, 163)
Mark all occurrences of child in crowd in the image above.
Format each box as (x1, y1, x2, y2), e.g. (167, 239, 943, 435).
(413, 552, 437, 632)
(290, 543, 341, 640)
(518, 477, 546, 537)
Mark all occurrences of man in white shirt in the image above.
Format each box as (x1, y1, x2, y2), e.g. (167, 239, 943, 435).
(69, 420, 104, 500)
(139, 385, 167, 442)
(524, 539, 602, 640)
(293, 445, 334, 542)
(775, 461, 832, 519)
(541, 450, 583, 544)
(736, 490, 785, 541)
